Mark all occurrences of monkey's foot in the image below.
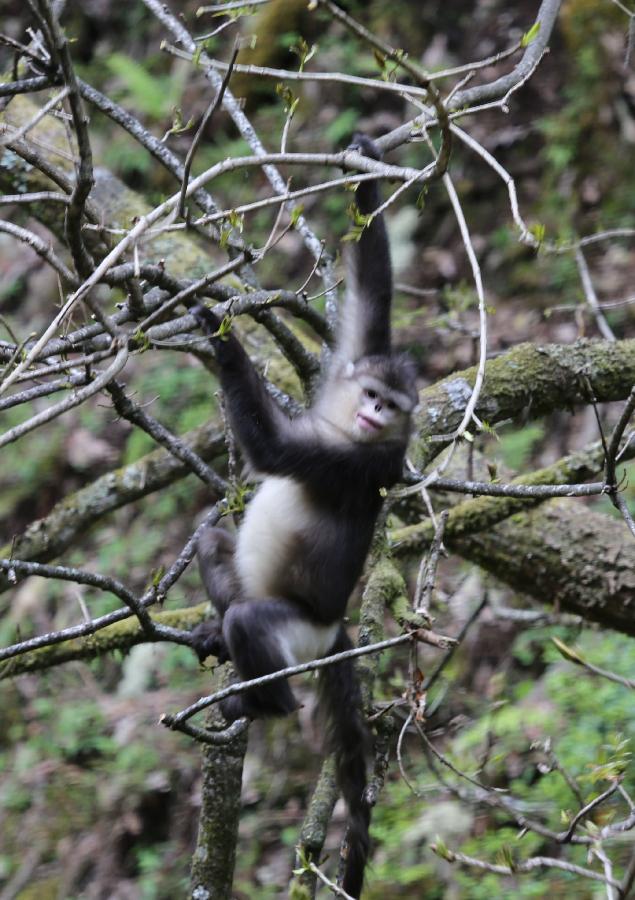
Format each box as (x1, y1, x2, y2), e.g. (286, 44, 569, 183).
(190, 620, 230, 664)
(220, 688, 302, 722)
(220, 695, 250, 722)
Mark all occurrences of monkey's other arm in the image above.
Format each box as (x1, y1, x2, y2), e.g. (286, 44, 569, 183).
(192, 304, 292, 467)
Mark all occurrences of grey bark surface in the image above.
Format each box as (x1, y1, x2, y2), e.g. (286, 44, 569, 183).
(190, 670, 248, 900)
(454, 499, 635, 635)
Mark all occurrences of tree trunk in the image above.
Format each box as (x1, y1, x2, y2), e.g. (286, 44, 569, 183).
(190, 672, 248, 900)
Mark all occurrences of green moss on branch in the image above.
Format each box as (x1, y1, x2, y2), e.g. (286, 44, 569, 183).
(413, 340, 635, 466)
(0, 603, 207, 679)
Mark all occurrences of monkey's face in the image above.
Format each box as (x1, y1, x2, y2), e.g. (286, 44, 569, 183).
(353, 376, 411, 443)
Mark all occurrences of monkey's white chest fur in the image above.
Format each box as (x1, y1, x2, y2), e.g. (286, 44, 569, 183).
(235, 476, 339, 662)
(235, 476, 316, 597)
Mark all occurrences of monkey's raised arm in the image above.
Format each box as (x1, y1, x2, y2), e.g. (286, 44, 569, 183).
(335, 134, 393, 365)
(193, 304, 292, 460)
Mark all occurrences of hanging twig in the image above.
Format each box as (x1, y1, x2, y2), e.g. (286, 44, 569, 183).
(177, 43, 240, 219)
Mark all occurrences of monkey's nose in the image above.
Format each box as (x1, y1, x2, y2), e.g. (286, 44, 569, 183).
(374, 403, 382, 412)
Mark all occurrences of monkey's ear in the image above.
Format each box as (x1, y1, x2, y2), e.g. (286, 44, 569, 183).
(344, 361, 356, 378)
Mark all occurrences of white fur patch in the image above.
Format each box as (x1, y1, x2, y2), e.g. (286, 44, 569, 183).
(278, 618, 339, 665)
(235, 477, 314, 597)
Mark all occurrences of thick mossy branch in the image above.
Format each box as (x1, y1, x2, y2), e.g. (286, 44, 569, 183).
(0, 603, 208, 679)
(392, 438, 635, 636)
(392, 439, 610, 553)
(412, 339, 635, 466)
(455, 500, 635, 636)
(357, 557, 408, 706)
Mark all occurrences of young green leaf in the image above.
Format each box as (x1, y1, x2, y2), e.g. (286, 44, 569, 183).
(521, 21, 541, 48)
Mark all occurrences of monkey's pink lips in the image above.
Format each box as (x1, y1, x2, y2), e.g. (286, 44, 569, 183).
(357, 412, 383, 432)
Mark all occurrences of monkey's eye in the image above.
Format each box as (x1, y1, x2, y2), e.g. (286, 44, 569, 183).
(365, 389, 377, 400)
(386, 400, 397, 411)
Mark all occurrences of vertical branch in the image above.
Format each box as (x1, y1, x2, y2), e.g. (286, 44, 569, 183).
(292, 552, 406, 896)
(190, 668, 248, 900)
(34, 0, 95, 278)
(575, 247, 616, 342)
(177, 44, 240, 219)
(291, 758, 339, 899)
(442, 171, 488, 439)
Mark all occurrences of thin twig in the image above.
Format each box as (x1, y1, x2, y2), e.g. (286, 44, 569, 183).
(433, 846, 621, 890)
(442, 170, 488, 439)
(0, 345, 129, 448)
(0, 558, 154, 653)
(0, 85, 70, 146)
(413, 509, 448, 619)
(307, 862, 355, 899)
(553, 638, 635, 690)
(416, 720, 499, 794)
(106, 381, 227, 493)
(197, 0, 270, 13)
(450, 123, 537, 246)
(575, 247, 616, 342)
(0, 219, 78, 285)
(561, 781, 622, 843)
(163, 628, 456, 726)
(35, 0, 95, 278)
(180, 50, 433, 98)
(177, 43, 239, 218)
(425, 595, 488, 691)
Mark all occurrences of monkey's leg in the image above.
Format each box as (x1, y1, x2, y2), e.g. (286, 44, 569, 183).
(190, 619, 230, 664)
(220, 599, 308, 721)
(197, 525, 239, 616)
(191, 525, 240, 663)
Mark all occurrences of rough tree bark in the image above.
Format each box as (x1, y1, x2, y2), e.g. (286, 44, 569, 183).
(454, 499, 635, 635)
(190, 669, 248, 900)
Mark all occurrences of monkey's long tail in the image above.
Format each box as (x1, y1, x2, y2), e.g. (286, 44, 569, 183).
(319, 626, 371, 899)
